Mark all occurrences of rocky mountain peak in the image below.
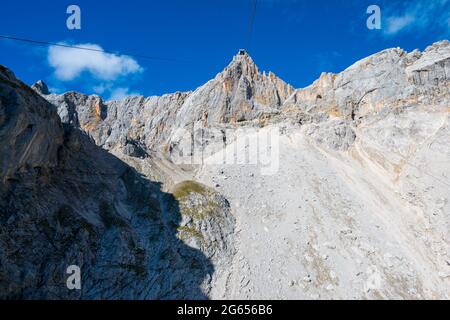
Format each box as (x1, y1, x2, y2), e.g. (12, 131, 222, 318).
(220, 49, 260, 80)
(167, 50, 294, 128)
(31, 80, 50, 95)
(424, 39, 450, 53)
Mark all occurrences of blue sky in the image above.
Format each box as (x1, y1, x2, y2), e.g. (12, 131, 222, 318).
(0, 0, 449, 99)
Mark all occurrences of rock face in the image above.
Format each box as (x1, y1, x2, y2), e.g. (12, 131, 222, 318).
(43, 50, 294, 157)
(1, 40, 450, 299)
(0, 67, 234, 299)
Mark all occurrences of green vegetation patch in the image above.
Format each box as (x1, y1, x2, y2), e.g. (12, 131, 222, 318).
(170, 181, 222, 221)
(177, 225, 204, 242)
(172, 180, 207, 200)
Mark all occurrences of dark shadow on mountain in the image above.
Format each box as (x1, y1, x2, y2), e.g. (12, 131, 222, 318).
(0, 72, 213, 299)
(80, 126, 215, 300)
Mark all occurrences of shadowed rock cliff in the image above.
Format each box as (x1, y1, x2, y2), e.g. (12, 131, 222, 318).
(0, 66, 235, 299)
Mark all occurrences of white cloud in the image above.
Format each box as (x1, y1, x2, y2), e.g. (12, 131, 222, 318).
(109, 87, 139, 100)
(383, 0, 450, 36)
(48, 42, 142, 81)
(48, 86, 64, 94)
(92, 83, 109, 95)
(91, 83, 140, 100)
(385, 15, 415, 34)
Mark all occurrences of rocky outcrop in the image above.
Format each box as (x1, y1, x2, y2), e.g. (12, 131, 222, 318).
(0, 66, 234, 299)
(284, 40, 450, 122)
(0, 69, 63, 184)
(31, 80, 50, 95)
